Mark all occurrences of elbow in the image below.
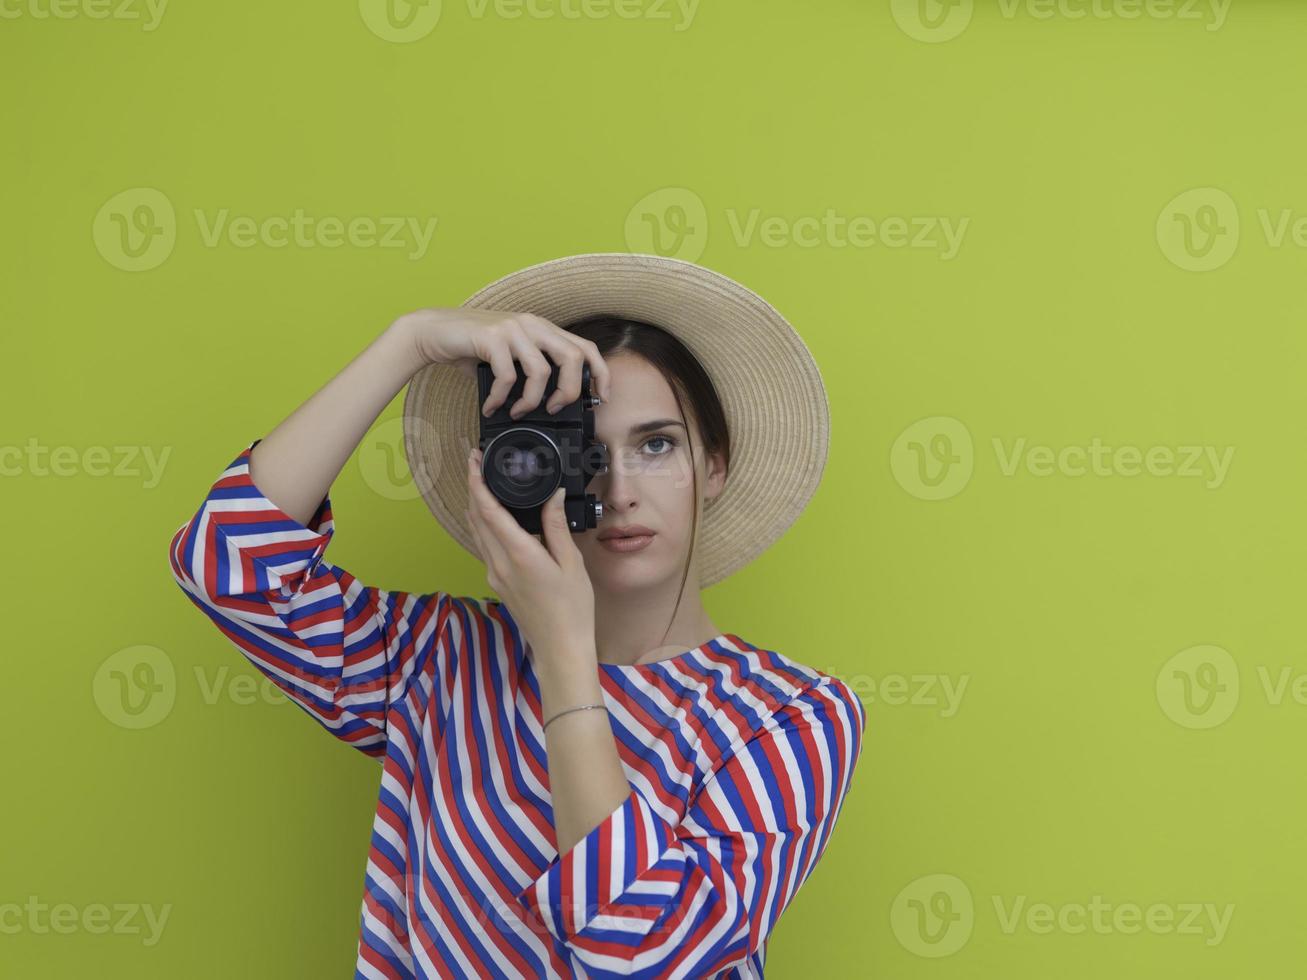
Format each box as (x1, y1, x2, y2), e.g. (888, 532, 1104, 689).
(167, 520, 195, 591)
(168, 516, 220, 604)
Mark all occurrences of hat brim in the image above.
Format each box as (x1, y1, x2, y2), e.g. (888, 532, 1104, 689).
(401, 252, 829, 588)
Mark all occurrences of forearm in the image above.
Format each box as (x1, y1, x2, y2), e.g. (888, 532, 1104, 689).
(534, 648, 629, 856)
(248, 318, 425, 526)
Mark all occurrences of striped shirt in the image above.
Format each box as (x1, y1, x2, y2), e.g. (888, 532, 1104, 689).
(168, 438, 868, 979)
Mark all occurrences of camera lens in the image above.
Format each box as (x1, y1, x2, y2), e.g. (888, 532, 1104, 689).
(482, 427, 562, 508)
(500, 446, 543, 487)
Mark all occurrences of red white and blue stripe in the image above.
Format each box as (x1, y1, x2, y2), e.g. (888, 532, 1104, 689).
(168, 438, 868, 978)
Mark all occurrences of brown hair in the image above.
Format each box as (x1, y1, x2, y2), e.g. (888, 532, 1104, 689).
(562, 314, 731, 650)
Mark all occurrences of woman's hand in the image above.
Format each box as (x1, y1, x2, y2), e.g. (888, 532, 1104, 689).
(464, 446, 596, 671)
(393, 307, 612, 416)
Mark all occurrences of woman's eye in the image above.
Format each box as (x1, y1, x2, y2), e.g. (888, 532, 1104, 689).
(643, 435, 677, 455)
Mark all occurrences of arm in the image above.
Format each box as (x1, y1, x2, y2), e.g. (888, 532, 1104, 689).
(242, 317, 425, 527)
(166, 321, 455, 758)
(516, 677, 868, 978)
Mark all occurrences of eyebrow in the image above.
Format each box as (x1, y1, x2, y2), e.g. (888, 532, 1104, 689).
(628, 419, 686, 437)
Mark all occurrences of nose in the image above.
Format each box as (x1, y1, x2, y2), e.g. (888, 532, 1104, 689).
(594, 448, 638, 516)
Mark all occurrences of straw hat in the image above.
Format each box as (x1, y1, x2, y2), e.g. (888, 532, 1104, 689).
(401, 252, 830, 587)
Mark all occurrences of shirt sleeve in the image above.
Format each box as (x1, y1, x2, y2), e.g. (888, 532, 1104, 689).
(166, 437, 456, 759)
(514, 677, 868, 978)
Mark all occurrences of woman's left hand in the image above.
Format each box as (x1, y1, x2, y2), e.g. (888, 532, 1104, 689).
(465, 447, 596, 670)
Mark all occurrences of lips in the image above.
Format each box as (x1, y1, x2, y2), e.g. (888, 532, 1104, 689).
(598, 525, 655, 541)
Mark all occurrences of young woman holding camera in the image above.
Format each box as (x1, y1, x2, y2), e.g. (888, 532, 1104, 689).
(169, 254, 866, 979)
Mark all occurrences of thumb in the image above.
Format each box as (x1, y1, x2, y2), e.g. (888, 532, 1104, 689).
(540, 487, 574, 560)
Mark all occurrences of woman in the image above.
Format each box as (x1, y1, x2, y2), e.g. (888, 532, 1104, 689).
(168, 254, 866, 979)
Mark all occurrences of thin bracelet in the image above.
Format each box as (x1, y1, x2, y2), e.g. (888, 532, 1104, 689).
(542, 703, 607, 732)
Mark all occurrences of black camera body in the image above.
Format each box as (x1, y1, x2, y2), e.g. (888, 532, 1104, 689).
(476, 356, 608, 535)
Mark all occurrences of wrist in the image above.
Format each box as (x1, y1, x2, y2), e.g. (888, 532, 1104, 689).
(534, 641, 603, 712)
(542, 702, 608, 733)
(382, 315, 426, 373)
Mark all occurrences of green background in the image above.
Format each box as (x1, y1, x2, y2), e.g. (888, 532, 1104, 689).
(3, 0, 1302, 976)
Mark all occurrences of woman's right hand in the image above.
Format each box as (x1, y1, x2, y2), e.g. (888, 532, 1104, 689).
(395, 307, 612, 419)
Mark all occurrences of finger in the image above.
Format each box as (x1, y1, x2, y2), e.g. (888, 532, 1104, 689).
(465, 505, 488, 563)
(552, 324, 611, 403)
(519, 319, 586, 413)
(505, 330, 553, 419)
(467, 453, 511, 570)
(542, 342, 581, 416)
(523, 315, 610, 405)
(567, 333, 611, 403)
(538, 486, 576, 565)
(480, 329, 519, 418)
(468, 445, 541, 558)
(466, 494, 510, 574)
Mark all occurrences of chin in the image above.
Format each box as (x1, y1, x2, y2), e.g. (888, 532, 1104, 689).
(583, 548, 675, 590)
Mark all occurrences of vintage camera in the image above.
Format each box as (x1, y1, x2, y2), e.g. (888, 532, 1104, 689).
(476, 355, 608, 535)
